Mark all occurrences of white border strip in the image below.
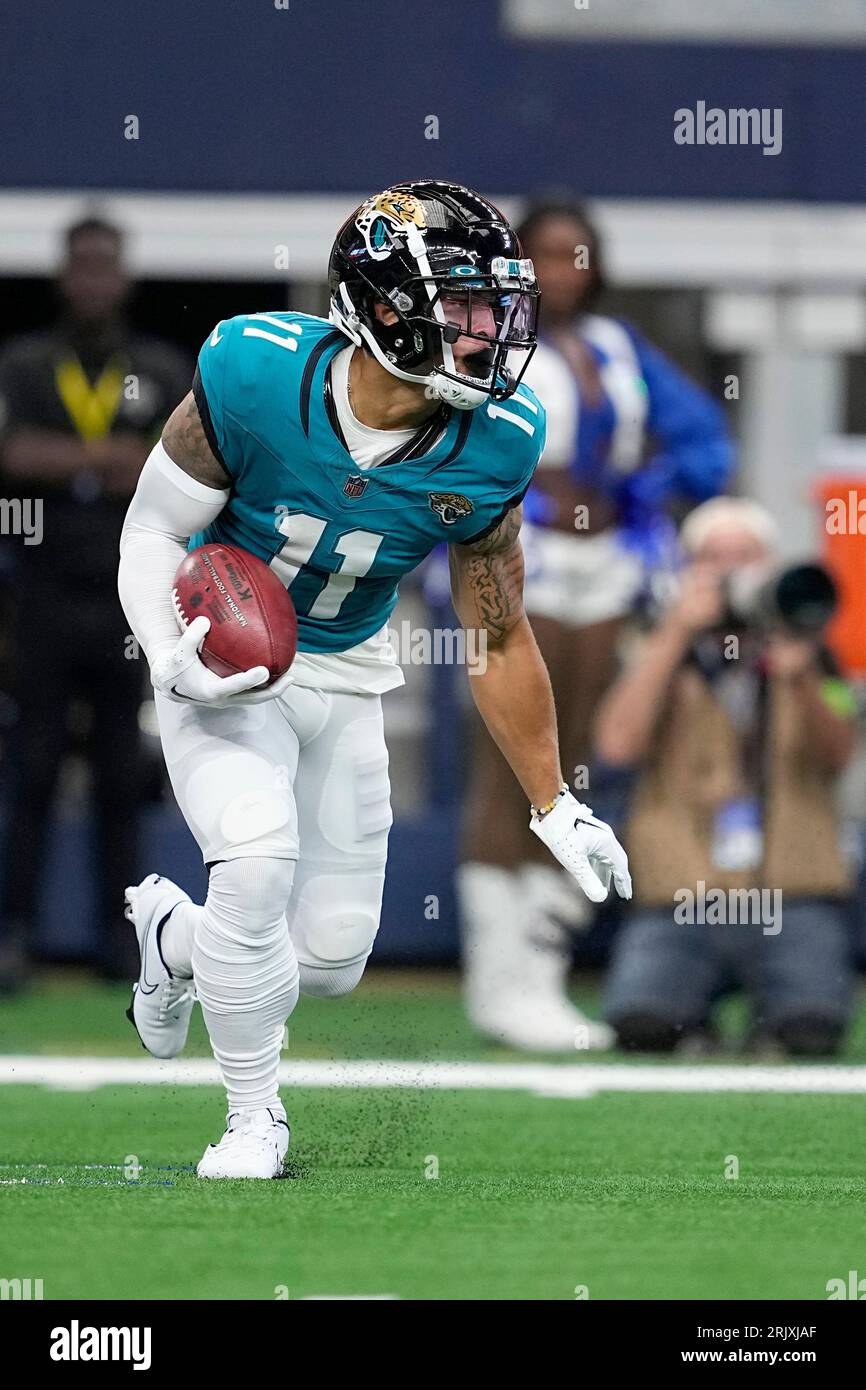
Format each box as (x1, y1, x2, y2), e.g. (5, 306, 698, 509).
(2, 1055, 866, 1098)
(504, 0, 866, 45)
(4, 191, 866, 287)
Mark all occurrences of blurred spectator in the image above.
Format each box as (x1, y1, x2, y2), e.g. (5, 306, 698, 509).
(459, 197, 735, 1052)
(595, 498, 856, 1057)
(0, 214, 190, 990)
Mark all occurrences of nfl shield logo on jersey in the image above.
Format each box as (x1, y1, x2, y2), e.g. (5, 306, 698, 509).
(343, 474, 369, 499)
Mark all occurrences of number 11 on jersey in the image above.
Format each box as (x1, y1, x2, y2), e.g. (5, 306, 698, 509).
(272, 510, 384, 620)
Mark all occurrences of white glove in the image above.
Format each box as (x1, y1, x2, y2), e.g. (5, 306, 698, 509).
(530, 789, 633, 905)
(150, 616, 294, 707)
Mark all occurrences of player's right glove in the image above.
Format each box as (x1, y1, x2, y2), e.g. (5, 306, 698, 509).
(150, 616, 294, 707)
(530, 788, 633, 904)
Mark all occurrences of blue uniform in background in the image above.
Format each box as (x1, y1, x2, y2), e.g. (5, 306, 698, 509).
(192, 312, 545, 654)
(576, 317, 733, 508)
(521, 313, 734, 594)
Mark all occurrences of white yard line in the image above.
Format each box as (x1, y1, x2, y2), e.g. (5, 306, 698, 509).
(1, 1055, 866, 1098)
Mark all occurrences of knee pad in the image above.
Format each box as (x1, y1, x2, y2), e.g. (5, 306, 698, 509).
(189, 750, 297, 859)
(290, 873, 383, 969)
(298, 960, 366, 999)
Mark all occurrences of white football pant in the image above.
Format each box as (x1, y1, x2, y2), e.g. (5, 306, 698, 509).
(154, 684, 392, 1108)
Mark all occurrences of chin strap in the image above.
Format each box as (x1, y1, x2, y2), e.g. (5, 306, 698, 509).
(431, 373, 488, 411)
(330, 292, 487, 411)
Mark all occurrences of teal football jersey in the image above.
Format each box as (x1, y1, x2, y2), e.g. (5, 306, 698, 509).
(191, 312, 546, 654)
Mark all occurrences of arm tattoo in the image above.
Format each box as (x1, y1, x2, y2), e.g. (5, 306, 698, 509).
(162, 392, 232, 488)
(449, 506, 526, 643)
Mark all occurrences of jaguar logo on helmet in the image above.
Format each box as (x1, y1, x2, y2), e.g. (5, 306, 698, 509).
(329, 180, 540, 408)
(356, 191, 427, 261)
(429, 492, 474, 525)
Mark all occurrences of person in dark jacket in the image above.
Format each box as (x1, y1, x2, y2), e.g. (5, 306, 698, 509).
(0, 214, 190, 990)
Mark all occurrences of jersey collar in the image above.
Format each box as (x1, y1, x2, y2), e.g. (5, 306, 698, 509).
(301, 331, 471, 478)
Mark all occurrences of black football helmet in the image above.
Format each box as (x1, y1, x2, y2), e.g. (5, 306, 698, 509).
(328, 180, 539, 409)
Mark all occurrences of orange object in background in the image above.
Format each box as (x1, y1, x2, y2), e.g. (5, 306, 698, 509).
(814, 477, 866, 677)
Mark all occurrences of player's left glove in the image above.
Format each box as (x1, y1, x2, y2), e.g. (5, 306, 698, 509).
(151, 615, 295, 707)
(530, 788, 632, 904)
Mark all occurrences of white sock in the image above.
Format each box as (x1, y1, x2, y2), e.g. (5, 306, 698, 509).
(159, 901, 201, 978)
(192, 857, 300, 1112)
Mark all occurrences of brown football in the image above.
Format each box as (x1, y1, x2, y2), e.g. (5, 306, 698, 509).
(172, 543, 297, 685)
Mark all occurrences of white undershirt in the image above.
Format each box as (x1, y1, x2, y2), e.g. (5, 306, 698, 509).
(329, 346, 418, 469)
(289, 346, 409, 696)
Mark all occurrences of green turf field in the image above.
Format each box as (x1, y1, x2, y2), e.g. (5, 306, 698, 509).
(2, 972, 865, 1301)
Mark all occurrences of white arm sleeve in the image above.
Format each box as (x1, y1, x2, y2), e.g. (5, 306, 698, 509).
(118, 439, 230, 665)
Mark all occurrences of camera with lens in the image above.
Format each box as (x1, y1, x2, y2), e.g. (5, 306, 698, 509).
(723, 562, 838, 636)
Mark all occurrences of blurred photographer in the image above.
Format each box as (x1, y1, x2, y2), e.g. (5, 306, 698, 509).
(594, 497, 856, 1056)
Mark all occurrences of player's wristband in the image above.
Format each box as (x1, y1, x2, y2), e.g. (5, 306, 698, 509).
(530, 784, 569, 821)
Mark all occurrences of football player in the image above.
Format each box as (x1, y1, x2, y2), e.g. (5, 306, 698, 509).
(117, 181, 631, 1179)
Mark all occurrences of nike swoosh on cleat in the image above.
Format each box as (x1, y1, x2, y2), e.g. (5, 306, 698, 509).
(138, 922, 160, 995)
(139, 901, 184, 994)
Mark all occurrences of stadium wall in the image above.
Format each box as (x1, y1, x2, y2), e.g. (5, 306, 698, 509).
(2, 0, 866, 202)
